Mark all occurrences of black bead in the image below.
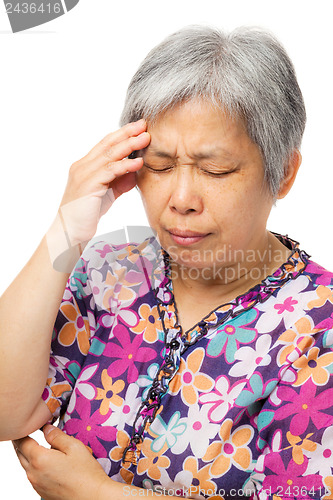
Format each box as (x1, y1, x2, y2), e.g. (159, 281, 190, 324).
(170, 339, 180, 349)
(132, 434, 142, 444)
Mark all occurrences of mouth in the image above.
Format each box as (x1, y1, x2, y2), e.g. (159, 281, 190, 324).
(167, 228, 210, 246)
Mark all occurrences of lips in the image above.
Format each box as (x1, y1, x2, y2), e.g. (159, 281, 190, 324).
(168, 228, 209, 246)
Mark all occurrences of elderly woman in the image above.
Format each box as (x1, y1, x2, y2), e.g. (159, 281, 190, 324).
(1, 25, 333, 500)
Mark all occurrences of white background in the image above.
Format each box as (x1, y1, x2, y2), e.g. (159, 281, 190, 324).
(0, 0, 332, 497)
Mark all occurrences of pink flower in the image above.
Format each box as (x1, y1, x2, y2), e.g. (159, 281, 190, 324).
(275, 379, 333, 435)
(262, 452, 322, 498)
(104, 324, 156, 383)
(63, 396, 116, 458)
(274, 296, 298, 314)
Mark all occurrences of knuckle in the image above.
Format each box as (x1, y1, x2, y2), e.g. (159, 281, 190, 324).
(105, 160, 114, 171)
(71, 437, 82, 450)
(102, 147, 113, 161)
(30, 451, 47, 470)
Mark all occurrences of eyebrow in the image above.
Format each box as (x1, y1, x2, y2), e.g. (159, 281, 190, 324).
(144, 146, 235, 161)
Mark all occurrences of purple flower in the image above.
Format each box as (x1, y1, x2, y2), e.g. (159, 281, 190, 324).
(63, 396, 116, 458)
(104, 324, 156, 383)
(275, 379, 333, 435)
(306, 262, 333, 286)
(263, 452, 322, 498)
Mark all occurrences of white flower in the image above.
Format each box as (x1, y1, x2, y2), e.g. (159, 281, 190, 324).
(67, 363, 98, 414)
(229, 335, 272, 378)
(171, 404, 220, 457)
(304, 427, 333, 478)
(158, 469, 193, 498)
(199, 376, 246, 423)
(102, 383, 141, 430)
(255, 276, 315, 333)
(149, 412, 187, 452)
(324, 329, 333, 348)
(83, 268, 105, 309)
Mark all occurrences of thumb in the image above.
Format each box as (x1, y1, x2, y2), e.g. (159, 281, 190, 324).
(43, 424, 75, 454)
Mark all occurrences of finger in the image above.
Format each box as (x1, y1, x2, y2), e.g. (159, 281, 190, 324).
(86, 120, 147, 160)
(106, 171, 137, 205)
(87, 155, 144, 183)
(100, 131, 150, 164)
(43, 424, 80, 455)
(13, 436, 40, 462)
(14, 447, 30, 470)
(96, 156, 144, 188)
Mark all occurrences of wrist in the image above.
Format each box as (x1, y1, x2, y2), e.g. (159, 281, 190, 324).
(46, 212, 86, 273)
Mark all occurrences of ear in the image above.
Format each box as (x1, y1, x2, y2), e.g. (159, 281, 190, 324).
(276, 149, 302, 199)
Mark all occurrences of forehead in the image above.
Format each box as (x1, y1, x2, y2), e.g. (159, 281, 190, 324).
(144, 100, 255, 161)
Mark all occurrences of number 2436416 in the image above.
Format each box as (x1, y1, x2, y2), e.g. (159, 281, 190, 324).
(5, 3, 62, 14)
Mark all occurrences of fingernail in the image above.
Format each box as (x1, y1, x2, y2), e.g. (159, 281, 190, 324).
(43, 424, 55, 436)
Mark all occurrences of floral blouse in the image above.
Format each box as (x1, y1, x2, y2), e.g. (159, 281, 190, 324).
(43, 232, 333, 500)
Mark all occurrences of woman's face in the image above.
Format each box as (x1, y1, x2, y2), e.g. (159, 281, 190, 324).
(136, 99, 275, 273)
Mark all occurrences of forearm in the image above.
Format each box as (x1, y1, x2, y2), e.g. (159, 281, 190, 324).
(0, 222, 73, 437)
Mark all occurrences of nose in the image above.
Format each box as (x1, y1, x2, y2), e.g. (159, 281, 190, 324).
(169, 166, 204, 215)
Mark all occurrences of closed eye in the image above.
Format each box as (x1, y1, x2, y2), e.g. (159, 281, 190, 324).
(144, 163, 173, 172)
(144, 163, 237, 177)
(200, 168, 237, 177)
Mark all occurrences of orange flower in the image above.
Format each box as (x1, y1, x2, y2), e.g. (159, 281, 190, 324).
(102, 268, 139, 311)
(308, 285, 333, 309)
(117, 240, 150, 264)
(202, 419, 253, 476)
(45, 380, 71, 413)
(137, 439, 170, 480)
(323, 476, 333, 500)
(58, 300, 90, 354)
(293, 347, 333, 386)
(110, 430, 133, 470)
(277, 317, 315, 366)
(130, 304, 163, 343)
(169, 348, 214, 405)
(285, 431, 317, 465)
(96, 369, 124, 415)
(184, 456, 216, 496)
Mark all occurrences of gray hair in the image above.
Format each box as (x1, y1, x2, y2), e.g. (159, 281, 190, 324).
(120, 25, 306, 197)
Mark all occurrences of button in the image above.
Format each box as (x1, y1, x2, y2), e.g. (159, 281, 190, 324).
(150, 390, 158, 400)
(132, 434, 142, 444)
(170, 339, 180, 349)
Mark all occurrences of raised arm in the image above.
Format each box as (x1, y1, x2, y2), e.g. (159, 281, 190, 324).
(0, 120, 150, 440)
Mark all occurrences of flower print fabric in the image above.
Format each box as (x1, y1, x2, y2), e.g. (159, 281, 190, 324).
(42, 233, 333, 499)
